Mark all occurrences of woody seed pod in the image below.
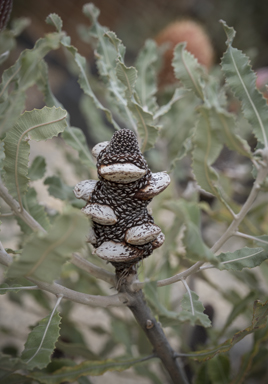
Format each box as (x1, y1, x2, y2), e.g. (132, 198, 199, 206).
(74, 129, 170, 274)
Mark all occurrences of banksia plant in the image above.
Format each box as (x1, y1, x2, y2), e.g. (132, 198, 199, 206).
(155, 20, 214, 86)
(2, 4, 268, 384)
(74, 129, 170, 277)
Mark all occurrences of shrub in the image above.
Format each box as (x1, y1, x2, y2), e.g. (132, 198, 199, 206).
(1, 4, 268, 384)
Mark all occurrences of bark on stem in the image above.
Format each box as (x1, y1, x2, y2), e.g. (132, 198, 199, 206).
(120, 278, 189, 384)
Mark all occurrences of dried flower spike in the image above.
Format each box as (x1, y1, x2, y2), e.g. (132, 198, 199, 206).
(74, 129, 170, 274)
(155, 20, 214, 86)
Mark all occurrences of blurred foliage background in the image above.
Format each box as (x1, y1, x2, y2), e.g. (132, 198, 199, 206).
(5, 0, 268, 146)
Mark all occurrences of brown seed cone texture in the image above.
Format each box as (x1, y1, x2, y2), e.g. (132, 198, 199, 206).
(0, 0, 13, 32)
(74, 129, 170, 275)
(155, 20, 214, 87)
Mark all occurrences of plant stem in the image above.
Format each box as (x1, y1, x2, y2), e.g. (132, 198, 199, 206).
(71, 253, 116, 286)
(235, 231, 268, 245)
(131, 261, 203, 291)
(0, 244, 126, 307)
(121, 276, 189, 384)
(211, 151, 268, 254)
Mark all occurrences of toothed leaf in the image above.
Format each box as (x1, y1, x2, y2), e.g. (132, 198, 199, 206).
(46, 13, 63, 33)
(21, 311, 61, 369)
(179, 290, 211, 327)
(192, 107, 223, 196)
(3, 107, 67, 200)
(116, 61, 137, 100)
(135, 39, 158, 111)
(221, 21, 268, 146)
(128, 102, 160, 152)
(216, 247, 268, 271)
(0, 32, 63, 134)
(172, 42, 206, 100)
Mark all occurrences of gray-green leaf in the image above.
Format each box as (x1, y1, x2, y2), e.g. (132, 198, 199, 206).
(165, 200, 215, 262)
(154, 88, 187, 120)
(221, 21, 268, 147)
(172, 42, 206, 100)
(216, 247, 268, 271)
(3, 107, 67, 202)
(16, 187, 50, 234)
(135, 39, 158, 111)
(44, 176, 84, 208)
(207, 355, 231, 384)
(116, 61, 137, 100)
(46, 14, 63, 33)
(7, 209, 88, 283)
(0, 32, 63, 135)
(128, 101, 160, 152)
(28, 156, 47, 181)
(21, 311, 61, 369)
(179, 290, 211, 327)
(192, 107, 223, 197)
(62, 126, 95, 169)
(208, 106, 252, 158)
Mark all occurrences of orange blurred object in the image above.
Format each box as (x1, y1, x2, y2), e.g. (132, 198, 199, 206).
(155, 20, 214, 86)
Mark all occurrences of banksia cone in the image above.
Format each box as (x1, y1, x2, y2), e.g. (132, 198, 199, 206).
(155, 20, 214, 86)
(74, 129, 170, 275)
(0, 0, 13, 32)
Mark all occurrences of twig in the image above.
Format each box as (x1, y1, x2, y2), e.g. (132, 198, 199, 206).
(131, 261, 203, 291)
(71, 253, 116, 286)
(210, 150, 268, 254)
(0, 243, 126, 307)
(235, 231, 268, 245)
(0, 212, 14, 217)
(27, 278, 126, 307)
(0, 285, 39, 291)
